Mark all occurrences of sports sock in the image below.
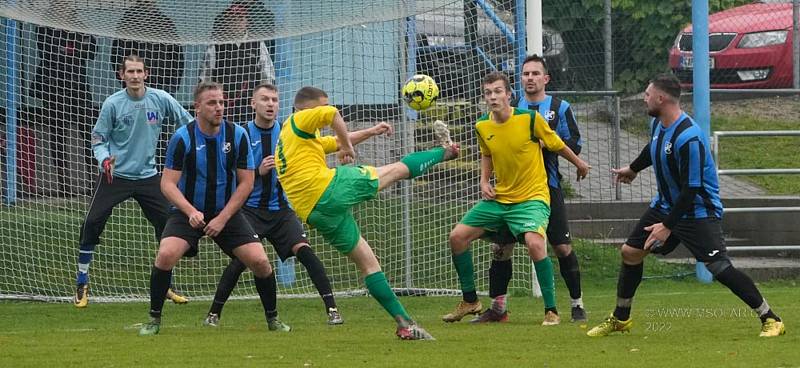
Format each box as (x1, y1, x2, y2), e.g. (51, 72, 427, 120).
(613, 262, 643, 321)
(491, 294, 507, 314)
(254, 273, 279, 320)
(489, 259, 512, 298)
(364, 271, 411, 322)
(209, 257, 247, 316)
(295, 246, 337, 311)
(400, 147, 446, 179)
(76, 243, 96, 285)
(558, 250, 582, 300)
(149, 266, 172, 319)
(452, 249, 478, 303)
(714, 266, 780, 323)
(533, 257, 556, 310)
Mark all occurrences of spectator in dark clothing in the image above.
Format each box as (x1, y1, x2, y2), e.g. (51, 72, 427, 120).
(32, 19, 97, 195)
(112, 0, 184, 95)
(199, 0, 276, 124)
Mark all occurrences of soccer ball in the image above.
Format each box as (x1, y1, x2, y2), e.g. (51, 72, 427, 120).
(402, 74, 439, 111)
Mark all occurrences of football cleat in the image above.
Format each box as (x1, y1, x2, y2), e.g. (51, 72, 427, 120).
(587, 314, 633, 337)
(570, 306, 588, 323)
(442, 300, 483, 322)
(396, 322, 435, 340)
(542, 310, 561, 326)
(74, 284, 88, 308)
(759, 318, 786, 337)
(470, 309, 509, 323)
(203, 313, 220, 327)
(267, 317, 292, 332)
(166, 288, 189, 304)
(327, 307, 344, 325)
(138, 318, 161, 336)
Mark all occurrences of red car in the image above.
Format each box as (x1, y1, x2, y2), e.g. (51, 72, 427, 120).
(669, 0, 794, 88)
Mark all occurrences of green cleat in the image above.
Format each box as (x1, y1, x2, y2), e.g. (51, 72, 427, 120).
(587, 315, 633, 337)
(138, 318, 161, 336)
(268, 317, 292, 332)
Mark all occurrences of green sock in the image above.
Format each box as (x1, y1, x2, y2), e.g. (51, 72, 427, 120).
(400, 147, 446, 178)
(534, 257, 556, 309)
(452, 249, 476, 294)
(365, 271, 411, 322)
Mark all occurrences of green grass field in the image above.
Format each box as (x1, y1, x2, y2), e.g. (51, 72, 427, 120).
(2, 279, 797, 367)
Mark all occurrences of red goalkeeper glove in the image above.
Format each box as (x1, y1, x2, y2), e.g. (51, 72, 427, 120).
(102, 157, 115, 184)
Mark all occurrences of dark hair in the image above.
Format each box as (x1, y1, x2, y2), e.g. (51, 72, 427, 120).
(118, 54, 147, 73)
(482, 71, 512, 92)
(193, 81, 223, 102)
(253, 82, 278, 96)
(522, 54, 548, 74)
(650, 73, 681, 100)
(294, 86, 328, 107)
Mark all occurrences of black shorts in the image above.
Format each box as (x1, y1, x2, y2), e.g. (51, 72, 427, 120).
(626, 207, 727, 263)
(161, 210, 259, 258)
(242, 206, 308, 261)
(484, 186, 572, 247)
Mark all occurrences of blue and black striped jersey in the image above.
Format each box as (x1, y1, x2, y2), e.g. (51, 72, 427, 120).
(243, 120, 289, 211)
(165, 120, 255, 214)
(647, 113, 723, 220)
(516, 95, 582, 188)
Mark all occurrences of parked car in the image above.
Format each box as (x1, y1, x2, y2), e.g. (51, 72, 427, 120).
(669, 0, 794, 89)
(413, 3, 569, 99)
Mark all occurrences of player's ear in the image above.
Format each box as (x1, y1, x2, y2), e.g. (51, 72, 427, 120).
(543, 73, 551, 85)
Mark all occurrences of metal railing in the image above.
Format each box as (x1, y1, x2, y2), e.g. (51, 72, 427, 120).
(713, 129, 800, 251)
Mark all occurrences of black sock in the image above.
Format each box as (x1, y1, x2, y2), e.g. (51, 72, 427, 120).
(714, 266, 780, 323)
(295, 246, 336, 311)
(254, 272, 278, 320)
(488, 259, 512, 298)
(558, 251, 582, 300)
(149, 266, 172, 319)
(613, 262, 643, 321)
(463, 291, 478, 303)
(209, 258, 247, 316)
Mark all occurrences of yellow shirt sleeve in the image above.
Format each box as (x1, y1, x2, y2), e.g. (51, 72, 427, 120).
(531, 111, 566, 152)
(293, 105, 338, 134)
(476, 126, 490, 156)
(319, 135, 338, 154)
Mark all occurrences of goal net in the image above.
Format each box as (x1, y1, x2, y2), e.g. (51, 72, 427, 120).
(0, 0, 615, 302)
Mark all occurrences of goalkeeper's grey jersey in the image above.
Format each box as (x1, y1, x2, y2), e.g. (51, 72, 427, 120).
(91, 87, 193, 180)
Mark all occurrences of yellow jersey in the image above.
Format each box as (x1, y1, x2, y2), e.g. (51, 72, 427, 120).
(476, 107, 566, 204)
(275, 105, 339, 221)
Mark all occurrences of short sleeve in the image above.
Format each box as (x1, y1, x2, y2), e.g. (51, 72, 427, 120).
(319, 135, 338, 154)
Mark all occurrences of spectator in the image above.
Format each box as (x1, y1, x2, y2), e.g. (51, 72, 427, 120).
(199, 0, 275, 124)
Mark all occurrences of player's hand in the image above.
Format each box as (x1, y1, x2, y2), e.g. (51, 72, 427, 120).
(188, 210, 206, 229)
(480, 181, 496, 200)
(611, 166, 638, 185)
(643, 222, 670, 250)
(575, 159, 591, 181)
(371, 122, 394, 137)
(204, 216, 228, 237)
(102, 156, 116, 184)
(259, 155, 276, 176)
(338, 144, 356, 165)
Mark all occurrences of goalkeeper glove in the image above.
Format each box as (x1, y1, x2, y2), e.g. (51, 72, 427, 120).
(102, 157, 115, 184)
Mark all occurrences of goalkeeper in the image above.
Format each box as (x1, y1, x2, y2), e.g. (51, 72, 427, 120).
(276, 86, 460, 340)
(74, 55, 193, 308)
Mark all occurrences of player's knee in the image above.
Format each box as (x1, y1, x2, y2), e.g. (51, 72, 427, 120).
(552, 243, 572, 258)
(620, 244, 646, 264)
(705, 257, 732, 276)
(491, 243, 514, 261)
(291, 243, 310, 255)
(248, 257, 272, 278)
(448, 230, 469, 251)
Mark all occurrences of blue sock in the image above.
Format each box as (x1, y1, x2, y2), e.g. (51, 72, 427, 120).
(76, 244, 95, 285)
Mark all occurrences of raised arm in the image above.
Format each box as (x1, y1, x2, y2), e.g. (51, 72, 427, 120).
(338, 122, 393, 147)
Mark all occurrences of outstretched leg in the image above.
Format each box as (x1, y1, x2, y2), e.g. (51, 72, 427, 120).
(377, 121, 459, 191)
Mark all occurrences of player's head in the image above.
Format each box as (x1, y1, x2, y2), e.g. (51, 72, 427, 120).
(118, 54, 148, 92)
(294, 86, 329, 111)
(521, 54, 550, 96)
(482, 71, 513, 114)
(645, 73, 681, 117)
(251, 83, 279, 123)
(194, 81, 225, 127)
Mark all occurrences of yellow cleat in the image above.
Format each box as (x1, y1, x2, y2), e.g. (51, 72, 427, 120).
(442, 300, 482, 322)
(542, 310, 561, 326)
(759, 318, 786, 337)
(166, 288, 189, 304)
(74, 284, 88, 308)
(587, 314, 633, 337)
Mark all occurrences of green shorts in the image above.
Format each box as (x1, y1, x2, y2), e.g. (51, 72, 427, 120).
(307, 165, 379, 254)
(460, 199, 550, 240)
